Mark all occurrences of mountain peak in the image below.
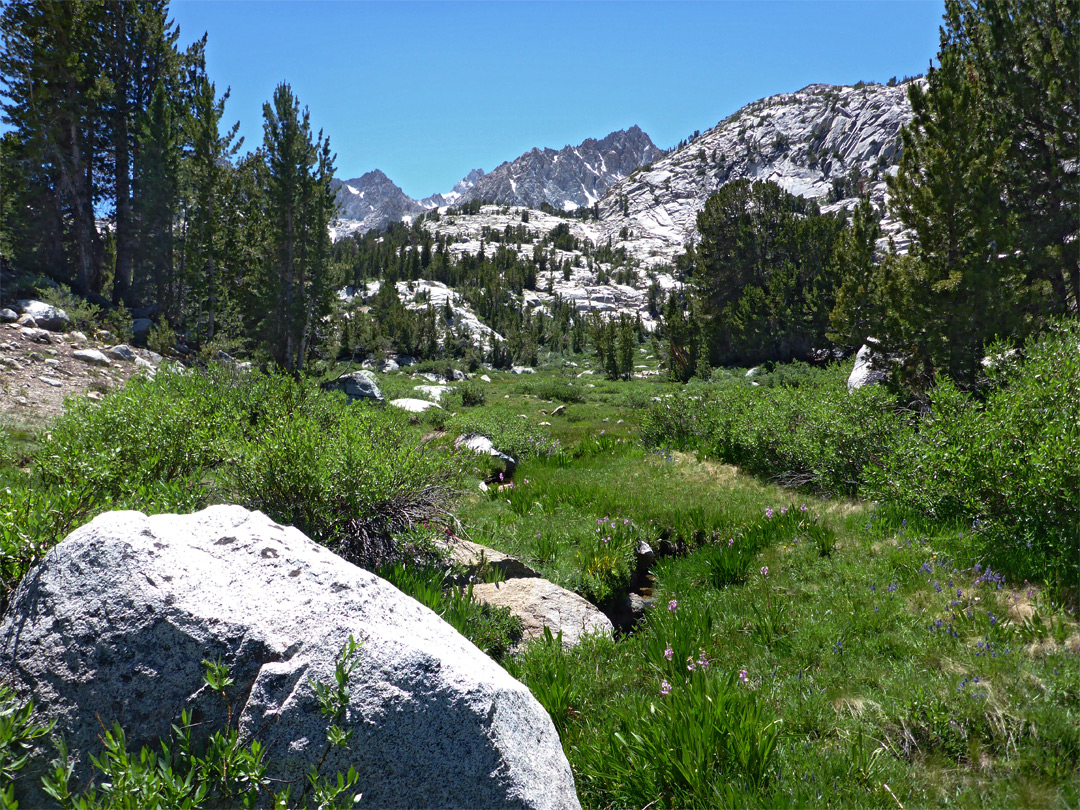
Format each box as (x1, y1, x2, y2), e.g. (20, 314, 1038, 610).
(455, 127, 663, 210)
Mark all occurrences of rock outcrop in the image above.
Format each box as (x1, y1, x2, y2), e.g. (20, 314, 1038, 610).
(389, 397, 442, 413)
(595, 81, 917, 265)
(0, 506, 580, 810)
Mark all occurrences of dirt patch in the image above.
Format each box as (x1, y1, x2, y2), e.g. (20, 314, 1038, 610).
(0, 323, 160, 430)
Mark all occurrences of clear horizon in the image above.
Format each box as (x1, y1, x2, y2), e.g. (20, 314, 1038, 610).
(75, 2, 950, 200)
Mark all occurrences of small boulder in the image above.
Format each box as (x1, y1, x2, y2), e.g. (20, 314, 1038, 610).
(19, 327, 53, 344)
(0, 308, 17, 323)
(510, 366, 535, 375)
(480, 374, 492, 382)
(389, 397, 442, 413)
(443, 537, 540, 581)
(107, 344, 138, 362)
(451, 368, 468, 381)
(470, 578, 614, 649)
(73, 348, 111, 366)
(0, 506, 580, 810)
(16, 314, 37, 328)
(322, 370, 383, 403)
(551, 405, 566, 416)
(16, 299, 70, 331)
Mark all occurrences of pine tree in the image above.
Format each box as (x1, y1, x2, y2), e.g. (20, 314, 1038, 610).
(885, 36, 1017, 386)
(827, 196, 882, 348)
(259, 82, 337, 372)
(0, 0, 108, 293)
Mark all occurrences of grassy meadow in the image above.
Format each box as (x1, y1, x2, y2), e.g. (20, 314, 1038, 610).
(1, 325, 1078, 808)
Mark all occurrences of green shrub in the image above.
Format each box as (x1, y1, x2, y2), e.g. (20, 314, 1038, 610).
(527, 379, 586, 404)
(456, 380, 485, 407)
(642, 364, 902, 495)
(32, 366, 460, 573)
(865, 320, 1080, 590)
(449, 411, 558, 463)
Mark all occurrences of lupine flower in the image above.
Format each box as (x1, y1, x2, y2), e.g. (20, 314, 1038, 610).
(739, 670, 749, 683)
(760, 566, 769, 577)
(697, 652, 709, 669)
(765, 508, 774, 518)
(668, 599, 678, 612)
(780, 506, 788, 515)
(664, 647, 673, 661)
(800, 505, 808, 512)
(660, 679, 671, 696)
(727, 538, 734, 547)
(686, 657, 696, 672)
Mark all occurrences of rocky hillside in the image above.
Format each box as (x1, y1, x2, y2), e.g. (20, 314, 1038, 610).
(454, 126, 664, 211)
(338, 81, 916, 332)
(594, 81, 916, 264)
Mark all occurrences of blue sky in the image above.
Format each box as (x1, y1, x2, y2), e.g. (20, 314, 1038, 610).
(169, 1, 945, 199)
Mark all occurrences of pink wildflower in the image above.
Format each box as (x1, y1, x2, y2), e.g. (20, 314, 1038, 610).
(739, 670, 749, 684)
(660, 679, 672, 696)
(668, 599, 678, 613)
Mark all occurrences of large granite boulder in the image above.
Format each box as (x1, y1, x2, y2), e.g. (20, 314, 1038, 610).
(322, 369, 383, 403)
(0, 506, 579, 810)
(16, 299, 70, 332)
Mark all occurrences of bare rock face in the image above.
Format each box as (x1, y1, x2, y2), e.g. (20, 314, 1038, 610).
(596, 81, 917, 265)
(0, 506, 580, 810)
(456, 126, 664, 211)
